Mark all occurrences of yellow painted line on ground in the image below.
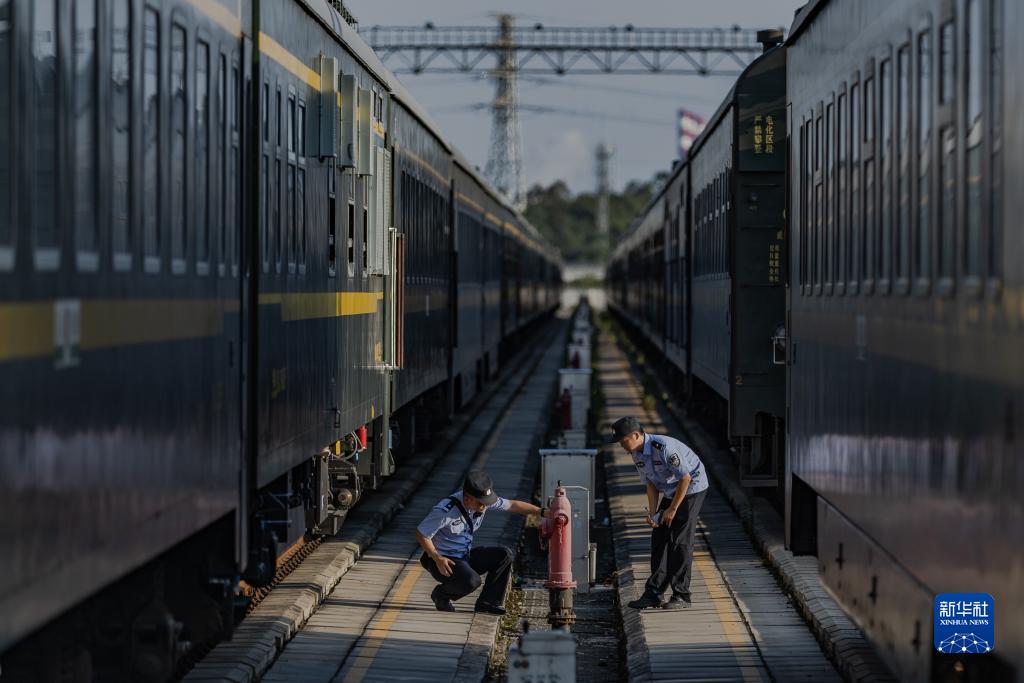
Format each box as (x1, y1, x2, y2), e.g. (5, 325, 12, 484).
(259, 32, 320, 90)
(343, 565, 424, 683)
(693, 551, 768, 683)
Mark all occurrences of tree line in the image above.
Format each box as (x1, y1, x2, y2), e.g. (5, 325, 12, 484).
(524, 174, 666, 263)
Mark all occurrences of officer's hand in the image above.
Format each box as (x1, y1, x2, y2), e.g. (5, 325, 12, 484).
(661, 508, 676, 526)
(645, 514, 659, 528)
(434, 555, 455, 577)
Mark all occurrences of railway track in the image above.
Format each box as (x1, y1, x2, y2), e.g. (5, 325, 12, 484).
(182, 316, 566, 682)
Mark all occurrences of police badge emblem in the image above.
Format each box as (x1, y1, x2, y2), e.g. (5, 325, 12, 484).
(668, 453, 680, 467)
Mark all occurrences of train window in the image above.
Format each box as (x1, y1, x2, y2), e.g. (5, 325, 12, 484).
(916, 32, 932, 285)
(230, 57, 239, 276)
(170, 24, 186, 275)
(275, 159, 282, 272)
(74, 0, 99, 271)
(111, 1, 131, 272)
(939, 125, 956, 282)
(216, 53, 226, 275)
(261, 83, 269, 142)
(298, 101, 306, 158)
(799, 120, 807, 287)
(964, 0, 983, 279)
(863, 73, 875, 288)
(142, 7, 160, 273)
(837, 93, 847, 290)
(347, 199, 355, 273)
(363, 198, 368, 274)
(814, 114, 822, 289)
(288, 164, 295, 272)
(31, 0, 59, 270)
(988, 0, 1002, 281)
(826, 101, 834, 290)
(276, 86, 282, 148)
(0, 0, 10, 269)
(297, 168, 306, 269)
(261, 156, 269, 272)
(864, 75, 875, 143)
(196, 41, 210, 273)
(879, 57, 892, 291)
(814, 113, 822, 172)
(938, 21, 956, 284)
(896, 45, 910, 288)
(850, 83, 861, 290)
(806, 118, 813, 289)
(287, 94, 295, 155)
(939, 21, 955, 105)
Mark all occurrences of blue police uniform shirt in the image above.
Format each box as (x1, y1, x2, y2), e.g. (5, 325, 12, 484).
(632, 433, 708, 497)
(417, 490, 511, 559)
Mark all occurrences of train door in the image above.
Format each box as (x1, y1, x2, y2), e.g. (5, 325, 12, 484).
(238, 32, 255, 575)
(447, 180, 457, 414)
(731, 69, 787, 486)
(680, 176, 693, 395)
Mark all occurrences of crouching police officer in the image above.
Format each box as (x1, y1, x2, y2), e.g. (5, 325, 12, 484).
(607, 416, 709, 610)
(415, 470, 541, 614)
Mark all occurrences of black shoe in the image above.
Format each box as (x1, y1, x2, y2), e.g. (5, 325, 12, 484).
(431, 586, 455, 612)
(627, 593, 663, 610)
(662, 595, 691, 610)
(474, 602, 506, 616)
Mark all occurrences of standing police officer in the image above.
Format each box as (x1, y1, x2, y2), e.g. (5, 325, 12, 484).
(415, 470, 541, 614)
(607, 416, 709, 610)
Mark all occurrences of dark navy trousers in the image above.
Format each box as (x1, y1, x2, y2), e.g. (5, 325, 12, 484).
(420, 545, 513, 606)
(645, 490, 707, 600)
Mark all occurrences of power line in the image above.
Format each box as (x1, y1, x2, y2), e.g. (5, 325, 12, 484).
(435, 102, 669, 127)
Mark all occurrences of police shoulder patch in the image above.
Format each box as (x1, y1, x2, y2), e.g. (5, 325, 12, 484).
(634, 460, 644, 467)
(668, 453, 681, 467)
(651, 440, 664, 450)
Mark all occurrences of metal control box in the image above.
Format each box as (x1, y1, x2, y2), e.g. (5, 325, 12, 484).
(558, 369, 592, 430)
(507, 628, 576, 683)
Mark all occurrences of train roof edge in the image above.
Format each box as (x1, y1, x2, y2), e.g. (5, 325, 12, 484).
(609, 39, 787, 260)
(304, 0, 560, 268)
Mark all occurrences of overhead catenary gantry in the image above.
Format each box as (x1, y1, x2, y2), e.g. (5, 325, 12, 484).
(365, 18, 776, 214)
(365, 23, 769, 76)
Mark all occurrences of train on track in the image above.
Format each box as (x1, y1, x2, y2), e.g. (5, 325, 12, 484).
(0, 0, 560, 679)
(608, 1, 1021, 681)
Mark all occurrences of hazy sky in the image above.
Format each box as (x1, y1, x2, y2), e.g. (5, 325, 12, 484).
(349, 0, 804, 194)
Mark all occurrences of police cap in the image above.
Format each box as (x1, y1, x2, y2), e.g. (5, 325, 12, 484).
(463, 470, 499, 505)
(604, 416, 642, 444)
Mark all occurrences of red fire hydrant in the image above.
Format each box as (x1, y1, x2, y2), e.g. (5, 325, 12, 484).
(540, 486, 576, 627)
(557, 388, 573, 430)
